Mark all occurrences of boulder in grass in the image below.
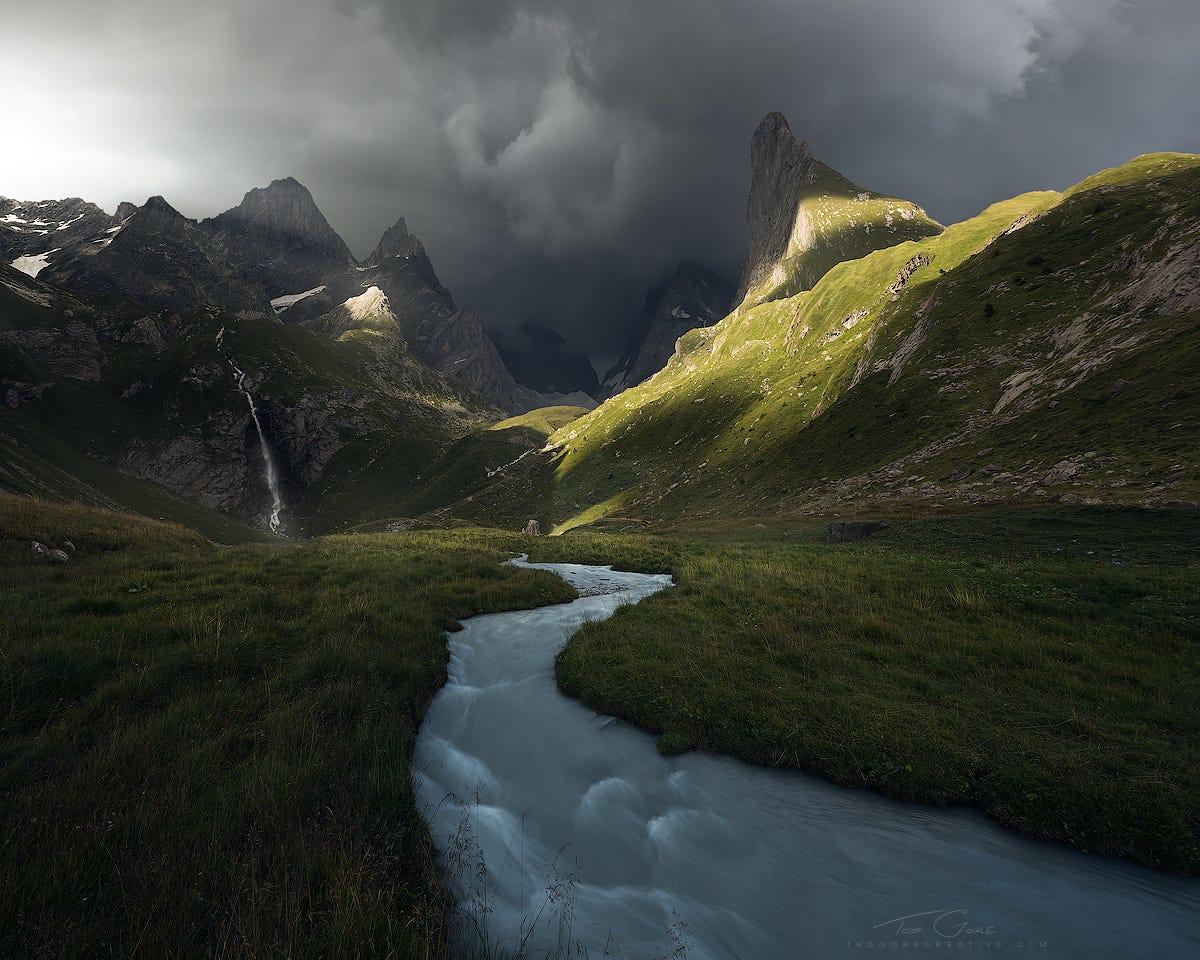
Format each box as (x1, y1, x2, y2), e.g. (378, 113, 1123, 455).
(31, 541, 70, 563)
(823, 521, 888, 543)
(523, 519, 542, 536)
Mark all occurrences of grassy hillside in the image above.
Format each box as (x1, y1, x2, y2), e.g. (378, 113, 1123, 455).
(4, 491, 1197, 960)
(514, 506, 1200, 872)
(310, 405, 588, 534)
(0, 495, 574, 957)
(443, 153, 1200, 532)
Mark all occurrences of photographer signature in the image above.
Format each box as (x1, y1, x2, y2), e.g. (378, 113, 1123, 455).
(874, 909, 995, 938)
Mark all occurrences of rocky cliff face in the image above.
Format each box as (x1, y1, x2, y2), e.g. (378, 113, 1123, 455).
(204, 177, 354, 296)
(7, 183, 555, 414)
(736, 112, 942, 308)
(412, 307, 548, 412)
(294, 218, 559, 413)
(0, 264, 488, 532)
(602, 262, 733, 397)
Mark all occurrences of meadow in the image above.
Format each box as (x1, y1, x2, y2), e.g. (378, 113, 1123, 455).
(2, 494, 1197, 959)
(0, 495, 572, 958)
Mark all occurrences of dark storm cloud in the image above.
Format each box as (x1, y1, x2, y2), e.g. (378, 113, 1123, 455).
(5, 1, 1199, 366)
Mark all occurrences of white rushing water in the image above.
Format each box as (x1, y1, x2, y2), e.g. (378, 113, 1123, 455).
(413, 559, 1200, 959)
(217, 329, 284, 533)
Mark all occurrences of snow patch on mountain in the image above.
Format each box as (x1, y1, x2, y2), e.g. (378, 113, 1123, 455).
(11, 250, 59, 278)
(270, 285, 326, 313)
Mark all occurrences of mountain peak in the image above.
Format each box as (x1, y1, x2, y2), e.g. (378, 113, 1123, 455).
(142, 195, 181, 214)
(737, 112, 940, 306)
(368, 216, 420, 265)
(127, 195, 189, 232)
(225, 177, 325, 225)
(754, 111, 795, 138)
(254, 176, 311, 199)
(207, 177, 353, 295)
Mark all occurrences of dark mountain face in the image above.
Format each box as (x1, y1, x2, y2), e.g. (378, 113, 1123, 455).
(38, 196, 272, 315)
(499, 321, 600, 396)
(499, 345, 599, 397)
(204, 177, 354, 296)
(6, 182, 572, 414)
(287, 218, 554, 412)
(601, 262, 734, 397)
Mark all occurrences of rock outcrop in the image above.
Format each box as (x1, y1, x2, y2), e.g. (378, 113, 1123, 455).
(31, 541, 70, 563)
(602, 262, 734, 397)
(736, 112, 942, 308)
(299, 219, 559, 413)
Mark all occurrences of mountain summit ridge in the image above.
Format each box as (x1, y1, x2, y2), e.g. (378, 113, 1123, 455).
(4, 177, 552, 412)
(737, 111, 943, 308)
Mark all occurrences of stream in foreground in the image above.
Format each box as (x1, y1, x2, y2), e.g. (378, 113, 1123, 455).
(412, 560, 1200, 958)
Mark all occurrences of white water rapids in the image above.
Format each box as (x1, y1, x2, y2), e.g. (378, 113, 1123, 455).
(413, 559, 1200, 959)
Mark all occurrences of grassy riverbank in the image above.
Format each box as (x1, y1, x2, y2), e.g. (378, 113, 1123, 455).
(0, 495, 573, 958)
(3, 495, 1197, 959)
(530, 507, 1200, 873)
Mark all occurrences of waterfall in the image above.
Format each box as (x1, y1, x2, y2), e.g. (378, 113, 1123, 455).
(217, 328, 284, 533)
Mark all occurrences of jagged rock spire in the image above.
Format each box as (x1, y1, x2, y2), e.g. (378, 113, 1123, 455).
(737, 112, 822, 304)
(368, 216, 422, 266)
(735, 111, 942, 307)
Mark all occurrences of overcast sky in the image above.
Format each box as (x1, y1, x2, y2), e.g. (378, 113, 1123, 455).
(4, 0, 1198, 368)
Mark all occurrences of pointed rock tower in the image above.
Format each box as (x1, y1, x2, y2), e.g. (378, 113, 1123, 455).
(736, 112, 942, 309)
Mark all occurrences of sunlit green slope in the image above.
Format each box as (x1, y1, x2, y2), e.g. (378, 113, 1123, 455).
(448, 153, 1200, 531)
